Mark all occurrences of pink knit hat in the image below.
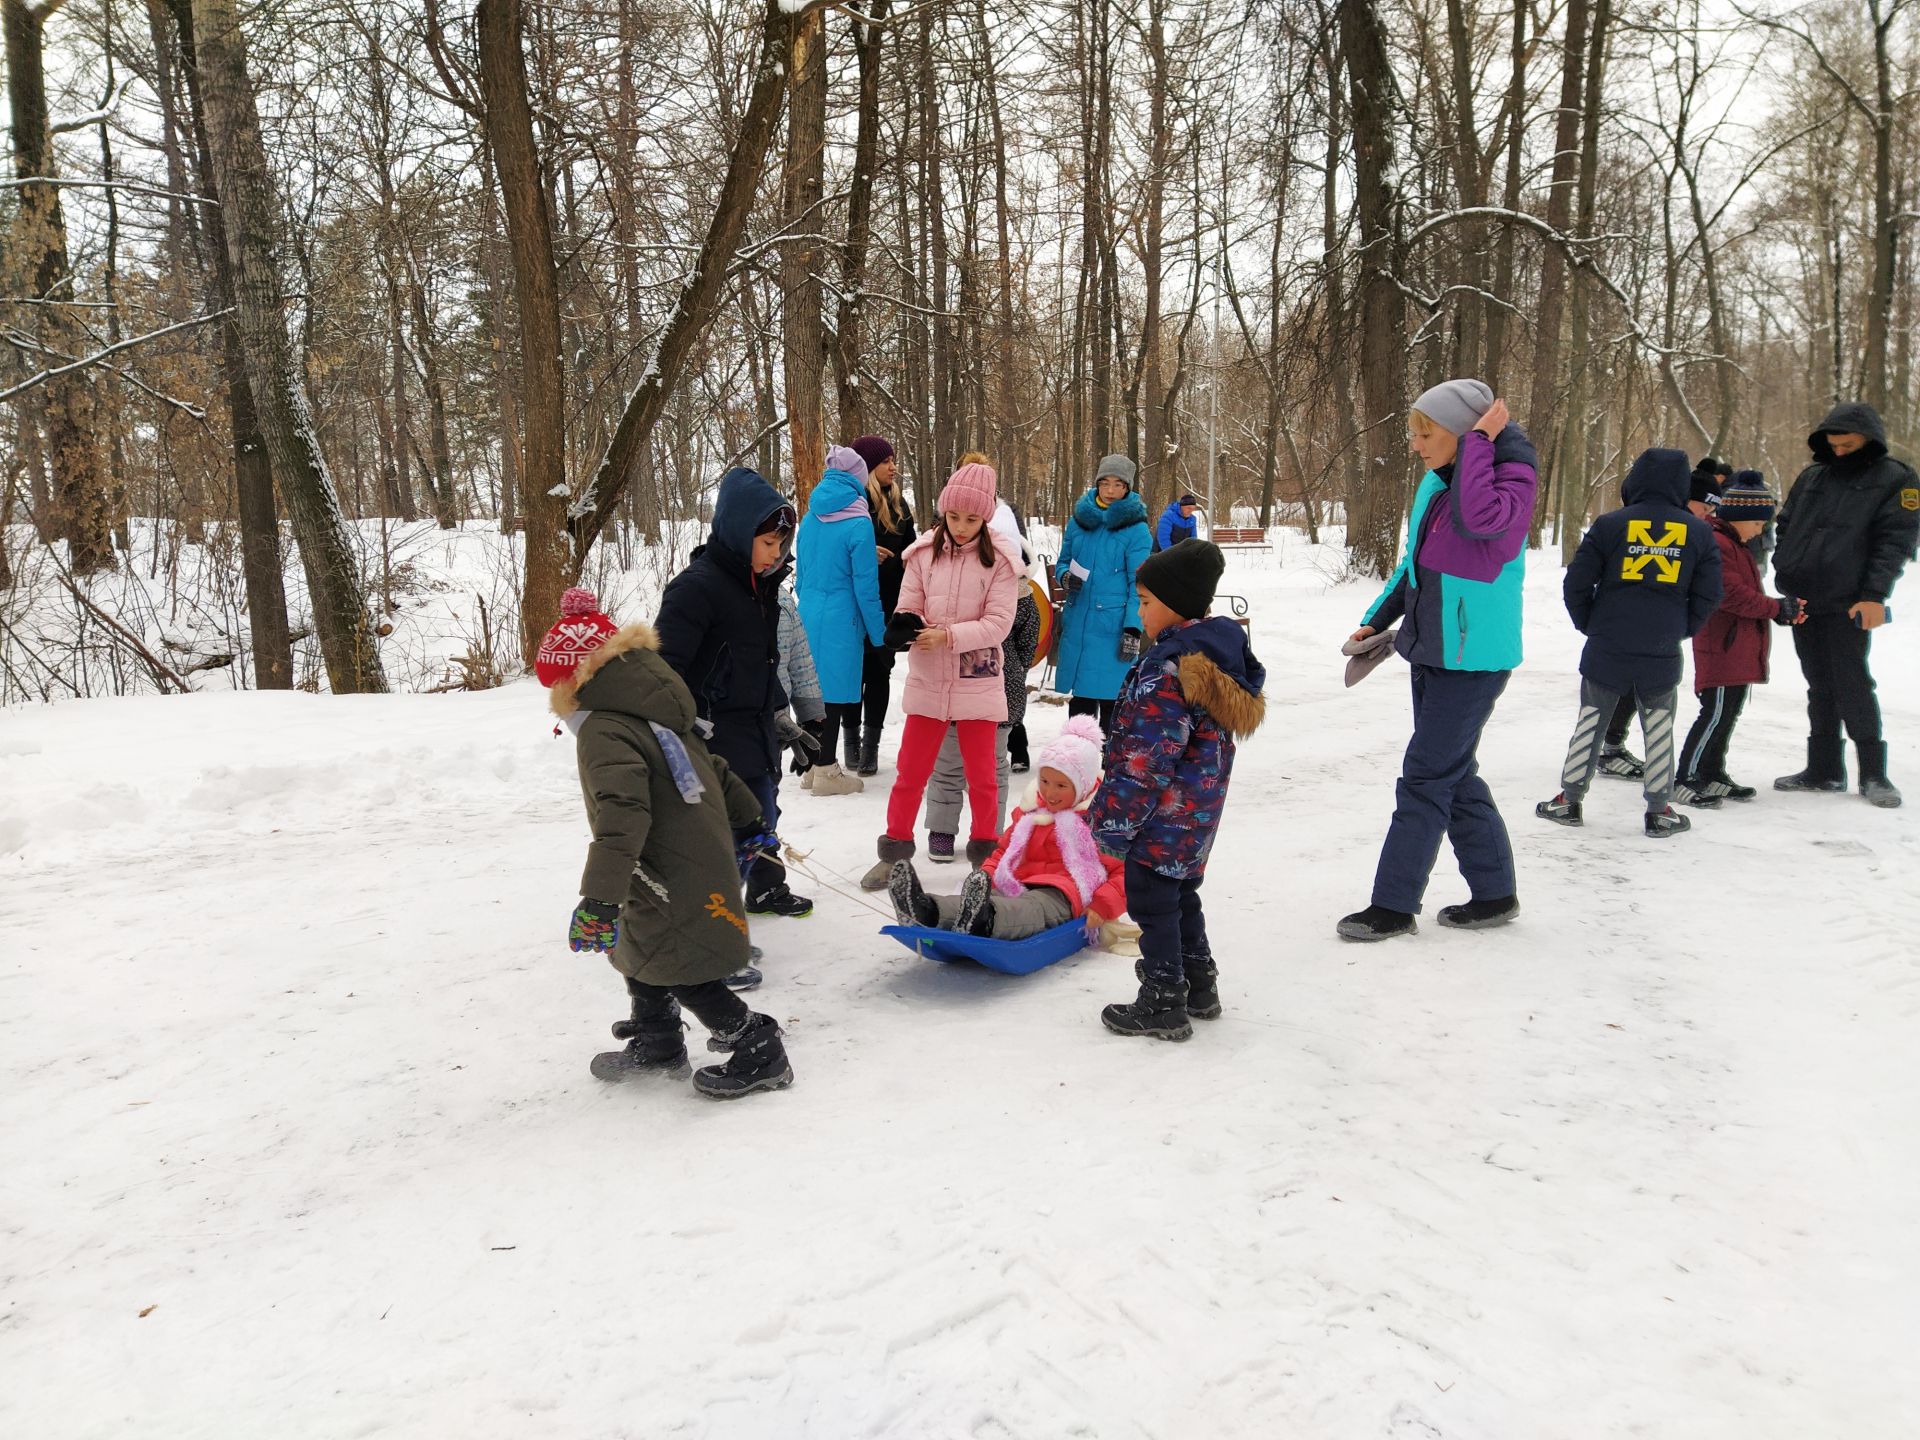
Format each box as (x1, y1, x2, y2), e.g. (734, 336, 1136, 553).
(1036, 714, 1106, 804)
(937, 461, 997, 519)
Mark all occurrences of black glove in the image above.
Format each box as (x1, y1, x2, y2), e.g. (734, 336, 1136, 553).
(884, 610, 926, 651)
(1064, 572, 1084, 598)
(1118, 627, 1142, 662)
(778, 714, 823, 773)
(568, 898, 620, 953)
(1772, 595, 1802, 626)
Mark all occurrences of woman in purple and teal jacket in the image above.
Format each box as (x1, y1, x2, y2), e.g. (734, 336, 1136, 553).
(1336, 380, 1538, 943)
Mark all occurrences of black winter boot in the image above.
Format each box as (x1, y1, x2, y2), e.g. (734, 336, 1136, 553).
(746, 882, 813, 919)
(1775, 737, 1848, 792)
(693, 1013, 793, 1098)
(1135, 952, 1220, 1017)
(964, 837, 997, 869)
(1857, 741, 1903, 808)
(888, 861, 938, 927)
(843, 728, 861, 772)
(592, 983, 691, 1082)
(955, 868, 995, 936)
(1436, 895, 1519, 929)
(1182, 952, 1220, 1019)
(1335, 905, 1417, 942)
(857, 734, 881, 777)
(861, 834, 915, 891)
(1101, 980, 1192, 1041)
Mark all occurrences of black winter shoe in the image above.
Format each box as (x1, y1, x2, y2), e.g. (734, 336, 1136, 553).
(693, 1014, 793, 1099)
(955, 868, 995, 936)
(857, 735, 880, 777)
(1597, 746, 1645, 780)
(888, 861, 938, 927)
(1644, 807, 1691, 837)
(1102, 981, 1192, 1041)
(1856, 741, 1903, 808)
(965, 837, 997, 869)
(1535, 793, 1583, 826)
(746, 884, 813, 919)
(1775, 737, 1847, 792)
(1702, 775, 1757, 801)
(1673, 782, 1723, 809)
(843, 729, 861, 772)
(1335, 905, 1417, 942)
(721, 966, 763, 991)
(593, 989, 691, 1082)
(1436, 895, 1519, 930)
(928, 831, 956, 864)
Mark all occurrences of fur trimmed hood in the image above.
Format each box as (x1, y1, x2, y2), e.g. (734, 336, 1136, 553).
(547, 622, 697, 734)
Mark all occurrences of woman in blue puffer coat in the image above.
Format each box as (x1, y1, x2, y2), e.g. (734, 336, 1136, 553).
(1053, 454, 1153, 728)
(796, 446, 888, 794)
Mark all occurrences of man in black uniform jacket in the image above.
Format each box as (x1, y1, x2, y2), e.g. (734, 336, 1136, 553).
(1771, 403, 1919, 808)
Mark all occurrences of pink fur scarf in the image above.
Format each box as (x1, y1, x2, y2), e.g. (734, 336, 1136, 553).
(992, 789, 1106, 909)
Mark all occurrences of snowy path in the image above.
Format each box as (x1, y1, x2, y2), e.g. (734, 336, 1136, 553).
(4, 546, 1917, 1438)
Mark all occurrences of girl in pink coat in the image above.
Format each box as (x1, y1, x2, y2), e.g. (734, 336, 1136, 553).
(859, 462, 1022, 888)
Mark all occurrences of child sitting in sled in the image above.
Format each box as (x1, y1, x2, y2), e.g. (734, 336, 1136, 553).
(888, 714, 1124, 941)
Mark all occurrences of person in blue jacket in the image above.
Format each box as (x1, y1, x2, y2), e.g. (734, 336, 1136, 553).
(796, 446, 889, 796)
(1054, 454, 1153, 727)
(1154, 493, 1201, 551)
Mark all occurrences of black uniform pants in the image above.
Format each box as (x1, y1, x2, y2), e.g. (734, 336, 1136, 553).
(1792, 611, 1880, 744)
(1068, 696, 1117, 729)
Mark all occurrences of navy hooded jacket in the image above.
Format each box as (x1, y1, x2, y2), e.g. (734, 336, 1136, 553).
(1563, 448, 1722, 694)
(655, 467, 794, 781)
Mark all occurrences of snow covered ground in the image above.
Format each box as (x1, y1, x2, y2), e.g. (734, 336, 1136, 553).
(4, 530, 1917, 1438)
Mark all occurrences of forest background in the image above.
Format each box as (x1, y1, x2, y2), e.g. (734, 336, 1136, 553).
(2, 0, 1914, 698)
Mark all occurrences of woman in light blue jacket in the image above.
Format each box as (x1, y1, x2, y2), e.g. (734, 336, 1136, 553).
(1053, 454, 1153, 727)
(796, 448, 887, 789)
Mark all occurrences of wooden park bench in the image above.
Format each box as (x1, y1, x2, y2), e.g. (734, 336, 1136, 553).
(1210, 526, 1270, 548)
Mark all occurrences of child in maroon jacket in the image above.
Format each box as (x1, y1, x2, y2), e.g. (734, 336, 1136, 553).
(1676, 473, 1806, 804)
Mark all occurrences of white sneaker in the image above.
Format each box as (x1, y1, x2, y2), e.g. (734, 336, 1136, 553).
(810, 762, 865, 796)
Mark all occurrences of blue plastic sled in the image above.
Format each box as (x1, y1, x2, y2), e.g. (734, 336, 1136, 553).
(881, 921, 1088, 975)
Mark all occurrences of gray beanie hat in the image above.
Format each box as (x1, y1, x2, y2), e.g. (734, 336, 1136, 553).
(1094, 453, 1138, 489)
(1411, 378, 1495, 437)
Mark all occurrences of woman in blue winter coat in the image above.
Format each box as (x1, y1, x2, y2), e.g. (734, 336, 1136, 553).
(796, 446, 888, 796)
(1054, 454, 1153, 728)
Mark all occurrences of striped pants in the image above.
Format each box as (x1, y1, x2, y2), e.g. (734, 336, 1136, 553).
(1560, 678, 1678, 811)
(1678, 685, 1751, 784)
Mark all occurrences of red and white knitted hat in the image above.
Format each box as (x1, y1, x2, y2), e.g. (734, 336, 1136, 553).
(535, 587, 619, 687)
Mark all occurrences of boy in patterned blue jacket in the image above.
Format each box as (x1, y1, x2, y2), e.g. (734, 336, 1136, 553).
(1088, 540, 1267, 1040)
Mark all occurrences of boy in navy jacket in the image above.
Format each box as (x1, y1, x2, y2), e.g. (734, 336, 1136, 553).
(1089, 540, 1266, 1040)
(1538, 448, 1722, 836)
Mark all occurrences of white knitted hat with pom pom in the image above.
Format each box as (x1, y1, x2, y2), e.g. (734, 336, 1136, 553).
(1037, 714, 1107, 804)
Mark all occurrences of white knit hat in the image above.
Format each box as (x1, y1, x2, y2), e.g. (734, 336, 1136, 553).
(1037, 714, 1105, 803)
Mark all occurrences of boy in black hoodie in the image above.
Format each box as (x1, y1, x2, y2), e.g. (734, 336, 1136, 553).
(656, 467, 810, 940)
(1538, 448, 1723, 837)
(1770, 402, 1918, 807)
